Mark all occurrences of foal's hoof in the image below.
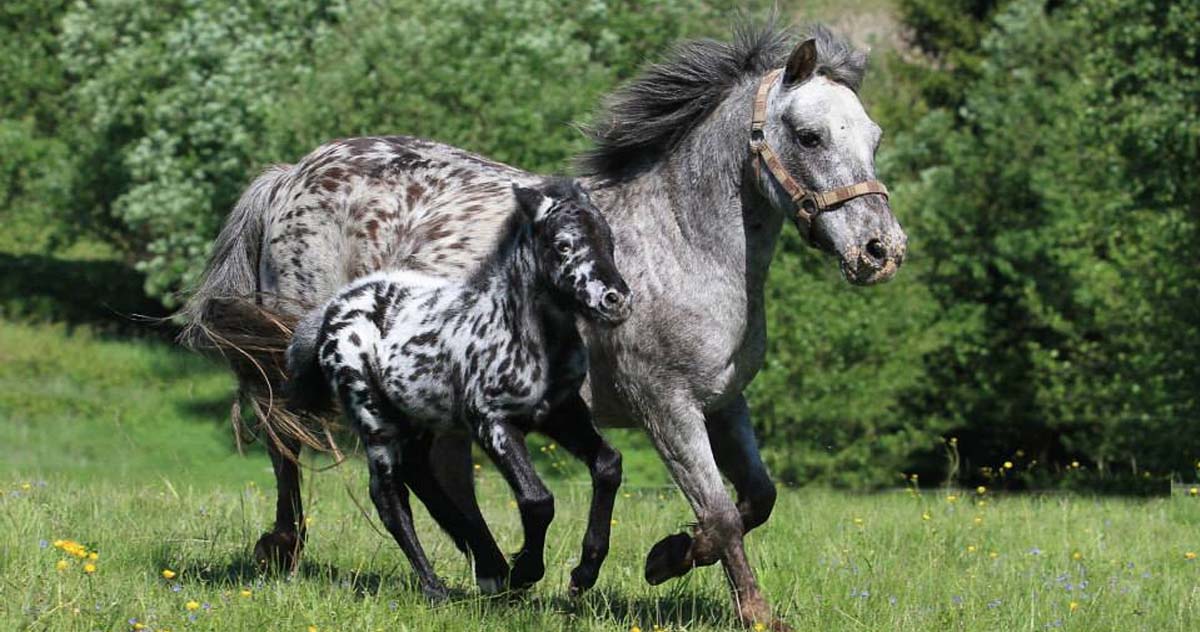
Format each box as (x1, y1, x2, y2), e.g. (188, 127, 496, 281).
(509, 551, 545, 590)
(644, 532, 693, 585)
(568, 563, 599, 597)
(477, 575, 507, 595)
(253, 531, 303, 573)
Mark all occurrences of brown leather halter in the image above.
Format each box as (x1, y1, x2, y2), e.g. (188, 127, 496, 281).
(750, 68, 889, 242)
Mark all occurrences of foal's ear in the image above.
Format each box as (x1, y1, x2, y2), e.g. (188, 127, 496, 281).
(783, 38, 818, 87)
(512, 184, 551, 222)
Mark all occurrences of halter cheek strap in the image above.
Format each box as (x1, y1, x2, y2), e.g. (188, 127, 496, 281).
(750, 68, 890, 242)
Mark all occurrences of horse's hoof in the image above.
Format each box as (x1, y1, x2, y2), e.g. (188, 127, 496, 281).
(509, 551, 545, 590)
(253, 531, 303, 573)
(644, 532, 693, 585)
(421, 580, 452, 604)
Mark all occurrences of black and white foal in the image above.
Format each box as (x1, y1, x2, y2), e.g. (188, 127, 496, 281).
(287, 178, 631, 600)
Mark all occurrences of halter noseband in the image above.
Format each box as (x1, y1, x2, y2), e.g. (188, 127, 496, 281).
(750, 68, 889, 242)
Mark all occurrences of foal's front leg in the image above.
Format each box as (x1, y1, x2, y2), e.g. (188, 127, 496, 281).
(540, 393, 622, 595)
(475, 415, 554, 589)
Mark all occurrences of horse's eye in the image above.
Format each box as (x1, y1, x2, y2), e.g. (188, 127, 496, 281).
(556, 241, 571, 254)
(796, 130, 822, 149)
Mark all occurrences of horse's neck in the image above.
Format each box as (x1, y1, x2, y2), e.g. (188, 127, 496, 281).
(592, 79, 784, 292)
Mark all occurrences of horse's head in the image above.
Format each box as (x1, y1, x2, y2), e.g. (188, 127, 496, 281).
(754, 31, 907, 285)
(512, 179, 632, 324)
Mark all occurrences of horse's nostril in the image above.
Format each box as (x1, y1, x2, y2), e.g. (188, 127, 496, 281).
(865, 239, 887, 262)
(602, 290, 622, 307)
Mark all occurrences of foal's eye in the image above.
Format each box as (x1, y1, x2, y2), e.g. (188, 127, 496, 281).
(556, 241, 571, 254)
(796, 130, 823, 149)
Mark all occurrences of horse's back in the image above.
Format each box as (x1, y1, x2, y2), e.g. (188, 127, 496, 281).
(259, 136, 536, 314)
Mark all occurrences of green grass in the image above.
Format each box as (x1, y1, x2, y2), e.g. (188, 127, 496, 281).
(4, 319, 1200, 631)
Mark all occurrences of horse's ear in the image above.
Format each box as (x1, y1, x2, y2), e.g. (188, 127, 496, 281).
(512, 184, 549, 222)
(783, 38, 818, 87)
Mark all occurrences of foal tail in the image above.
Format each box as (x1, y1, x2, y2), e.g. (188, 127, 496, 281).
(284, 309, 335, 415)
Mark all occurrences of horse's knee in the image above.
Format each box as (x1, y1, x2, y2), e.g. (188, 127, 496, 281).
(594, 447, 622, 492)
(693, 504, 743, 564)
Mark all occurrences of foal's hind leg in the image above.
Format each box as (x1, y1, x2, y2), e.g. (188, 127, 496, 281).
(401, 433, 510, 593)
(540, 393, 622, 595)
(475, 416, 555, 589)
(363, 433, 448, 601)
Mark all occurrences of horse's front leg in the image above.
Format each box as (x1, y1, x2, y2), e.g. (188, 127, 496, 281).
(475, 415, 554, 589)
(638, 391, 784, 630)
(539, 393, 622, 595)
(707, 394, 777, 533)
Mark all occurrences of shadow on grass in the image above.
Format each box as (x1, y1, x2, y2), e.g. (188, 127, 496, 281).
(0, 252, 172, 339)
(150, 546, 735, 626)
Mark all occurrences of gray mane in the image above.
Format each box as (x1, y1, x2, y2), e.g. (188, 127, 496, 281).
(577, 21, 866, 181)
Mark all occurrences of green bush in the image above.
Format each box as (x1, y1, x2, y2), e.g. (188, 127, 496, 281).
(886, 0, 1200, 485)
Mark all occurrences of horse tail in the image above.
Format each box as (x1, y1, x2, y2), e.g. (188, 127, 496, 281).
(176, 165, 342, 461)
(178, 164, 288, 351)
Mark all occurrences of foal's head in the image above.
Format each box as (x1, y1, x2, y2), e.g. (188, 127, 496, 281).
(512, 179, 632, 325)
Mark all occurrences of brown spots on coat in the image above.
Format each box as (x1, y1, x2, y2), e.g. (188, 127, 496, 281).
(406, 183, 426, 210)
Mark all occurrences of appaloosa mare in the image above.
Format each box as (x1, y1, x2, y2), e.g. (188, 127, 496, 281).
(182, 22, 906, 629)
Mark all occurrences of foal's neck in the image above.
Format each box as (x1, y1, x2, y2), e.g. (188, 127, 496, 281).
(477, 221, 574, 344)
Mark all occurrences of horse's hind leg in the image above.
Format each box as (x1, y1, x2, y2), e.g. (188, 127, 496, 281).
(253, 411, 306, 572)
(540, 393, 622, 595)
(475, 416, 554, 589)
(402, 433, 510, 593)
(707, 394, 776, 533)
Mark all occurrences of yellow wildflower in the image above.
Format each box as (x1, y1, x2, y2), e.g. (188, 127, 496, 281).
(1186, 552, 1197, 560)
(1072, 551, 1083, 561)
(240, 589, 253, 598)
(852, 517, 864, 526)
(56, 560, 69, 571)
(611, 519, 618, 526)
(22, 482, 31, 491)
(973, 516, 984, 526)
(1003, 461, 1013, 470)
(1190, 487, 1198, 497)
(308, 626, 318, 632)
(133, 624, 146, 631)
(630, 627, 641, 632)
(83, 563, 96, 574)
(989, 551, 999, 560)
(185, 601, 200, 611)
(946, 494, 958, 503)
(162, 569, 177, 579)
(754, 623, 767, 632)
(967, 545, 977, 553)
(88, 552, 98, 561)
(976, 486, 986, 495)
(1069, 601, 1079, 612)
(921, 511, 932, 521)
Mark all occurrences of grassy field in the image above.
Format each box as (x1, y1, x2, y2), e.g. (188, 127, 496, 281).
(4, 320, 1200, 631)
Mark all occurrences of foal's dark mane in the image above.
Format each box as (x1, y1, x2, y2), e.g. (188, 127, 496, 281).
(577, 20, 867, 182)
